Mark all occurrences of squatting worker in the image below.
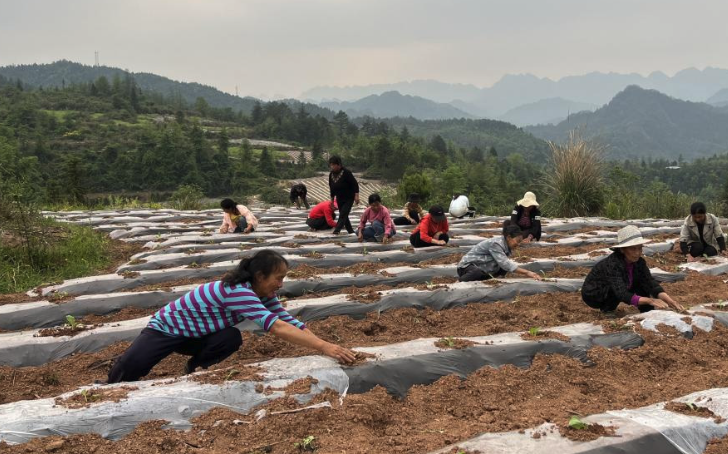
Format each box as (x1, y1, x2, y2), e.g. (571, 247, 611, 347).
(581, 225, 684, 315)
(219, 198, 258, 234)
(679, 201, 727, 262)
(511, 191, 542, 242)
(410, 205, 450, 248)
(457, 220, 542, 282)
(108, 250, 356, 382)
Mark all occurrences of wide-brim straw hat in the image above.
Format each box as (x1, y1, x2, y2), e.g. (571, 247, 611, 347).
(610, 225, 651, 250)
(517, 191, 539, 207)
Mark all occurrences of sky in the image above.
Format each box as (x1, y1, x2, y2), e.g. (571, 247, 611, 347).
(1, 0, 728, 99)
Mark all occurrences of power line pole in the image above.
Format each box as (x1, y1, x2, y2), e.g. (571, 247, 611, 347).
(94, 51, 99, 67)
(236, 85, 239, 97)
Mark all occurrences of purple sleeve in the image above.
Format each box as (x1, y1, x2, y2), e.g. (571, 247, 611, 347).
(630, 294, 641, 306)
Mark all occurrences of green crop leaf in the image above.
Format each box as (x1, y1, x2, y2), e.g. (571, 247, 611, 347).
(569, 415, 588, 430)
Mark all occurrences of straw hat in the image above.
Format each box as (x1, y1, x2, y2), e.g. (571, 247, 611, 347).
(610, 225, 651, 250)
(517, 192, 539, 207)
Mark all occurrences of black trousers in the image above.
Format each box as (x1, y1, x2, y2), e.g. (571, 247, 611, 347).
(291, 196, 310, 209)
(233, 217, 254, 233)
(582, 287, 654, 313)
(306, 217, 331, 231)
(687, 242, 718, 258)
(409, 231, 450, 248)
(457, 264, 507, 282)
(108, 327, 242, 383)
(393, 211, 421, 226)
(333, 198, 354, 234)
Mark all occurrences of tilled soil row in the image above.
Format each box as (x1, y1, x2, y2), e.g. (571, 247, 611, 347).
(3, 325, 728, 454)
(0, 291, 626, 405)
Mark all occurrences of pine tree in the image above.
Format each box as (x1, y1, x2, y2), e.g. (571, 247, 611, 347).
(259, 147, 277, 176)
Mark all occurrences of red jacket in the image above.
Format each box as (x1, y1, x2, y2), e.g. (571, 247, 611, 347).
(412, 214, 449, 243)
(308, 201, 337, 228)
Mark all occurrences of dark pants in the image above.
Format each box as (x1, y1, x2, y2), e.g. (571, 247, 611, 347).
(357, 220, 395, 242)
(457, 264, 506, 282)
(291, 196, 310, 209)
(233, 218, 254, 233)
(410, 231, 449, 248)
(582, 287, 654, 313)
(393, 211, 421, 226)
(687, 242, 718, 258)
(333, 199, 354, 234)
(108, 327, 242, 383)
(306, 217, 331, 231)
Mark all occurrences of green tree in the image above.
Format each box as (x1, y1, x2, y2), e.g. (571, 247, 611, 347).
(258, 147, 277, 177)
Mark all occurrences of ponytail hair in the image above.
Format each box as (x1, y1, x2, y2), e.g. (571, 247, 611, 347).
(222, 249, 289, 287)
(502, 220, 522, 239)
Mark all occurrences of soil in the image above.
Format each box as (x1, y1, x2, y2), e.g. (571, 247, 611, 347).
(434, 338, 477, 350)
(36, 324, 100, 338)
(54, 386, 137, 409)
(516, 244, 609, 260)
(663, 401, 726, 423)
(80, 306, 160, 324)
(543, 266, 592, 279)
(286, 262, 414, 279)
(0, 293, 42, 306)
(564, 226, 621, 234)
(418, 253, 465, 266)
(661, 272, 728, 307)
(705, 435, 728, 454)
(520, 330, 571, 342)
(128, 276, 223, 293)
(8, 326, 728, 454)
(643, 251, 689, 270)
(557, 421, 617, 441)
(102, 239, 146, 275)
(263, 377, 320, 395)
(281, 242, 302, 248)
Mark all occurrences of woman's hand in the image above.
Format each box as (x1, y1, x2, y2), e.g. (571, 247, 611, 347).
(244, 226, 253, 234)
(382, 236, 391, 244)
(354, 194, 360, 205)
(686, 254, 697, 263)
(358, 232, 364, 242)
(648, 298, 670, 309)
(527, 270, 542, 281)
(433, 239, 446, 246)
(321, 343, 357, 364)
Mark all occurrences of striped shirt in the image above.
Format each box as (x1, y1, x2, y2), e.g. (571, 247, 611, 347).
(148, 281, 305, 338)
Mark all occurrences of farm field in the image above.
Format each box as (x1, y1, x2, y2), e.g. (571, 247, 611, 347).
(1, 207, 728, 453)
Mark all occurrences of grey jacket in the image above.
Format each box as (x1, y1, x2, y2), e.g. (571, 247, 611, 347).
(457, 236, 519, 275)
(679, 213, 725, 251)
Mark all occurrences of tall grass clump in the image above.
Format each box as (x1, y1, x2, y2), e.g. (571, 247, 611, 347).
(541, 131, 605, 217)
(169, 184, 204, 211)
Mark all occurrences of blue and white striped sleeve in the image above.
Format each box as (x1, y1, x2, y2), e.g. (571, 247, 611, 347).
(221, 286, 280, 331)
(264, 296, 306, 330)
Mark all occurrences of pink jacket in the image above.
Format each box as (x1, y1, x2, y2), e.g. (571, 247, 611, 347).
(219, 205, 258, 233)
(358, 206, 395, 236)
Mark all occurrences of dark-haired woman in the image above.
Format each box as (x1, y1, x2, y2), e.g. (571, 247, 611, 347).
(328, 156, 359, 235)
(108, 250, 356, 383)
(219, 198, 258, 234)
(393, 193, 424, 226)
(679, 202, 727, 262)
(357, 193, 396, 243)
(457, 220, 543, 282)
(410, 205, 450, 248)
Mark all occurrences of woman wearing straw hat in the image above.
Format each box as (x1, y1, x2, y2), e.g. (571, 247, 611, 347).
(582, 225, 683, 314)
(511, 191, 542, 242)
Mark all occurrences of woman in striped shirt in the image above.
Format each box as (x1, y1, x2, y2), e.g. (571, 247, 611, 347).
(108, 250, 356, 383)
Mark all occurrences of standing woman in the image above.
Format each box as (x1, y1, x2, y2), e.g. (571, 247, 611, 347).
(679, 202, 727, 262)
(328, 155, 359, 235)
(108, 250, 356, 383)
(511, 191, 541, 242)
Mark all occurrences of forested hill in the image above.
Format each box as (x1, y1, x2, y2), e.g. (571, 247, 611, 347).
(320, 91, 475, 120)
(0, 60, 262, 114)
(527, 85, 728, 161)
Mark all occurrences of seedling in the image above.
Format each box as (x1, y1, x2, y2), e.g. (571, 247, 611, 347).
(362, 247, 368, 256)
(439, 337, 456, 348)
(294, 435, 316, 451)
(568, 415, 588, 430)
(188, 262, 200, 269)
(425, 281, 435, 290)
(718, 300, 728, 309)
(224, 369, 240, 381)
(65, 315, 80, 330)
(42, 372, 60, 386)
(528, 327, 541, 337)
(686, 402, 696, 411)
(80, 389, 98, 403)
(48, 291, 70, 302)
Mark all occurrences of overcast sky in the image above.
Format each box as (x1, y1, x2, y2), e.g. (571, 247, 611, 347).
(1, 0, 727, 99)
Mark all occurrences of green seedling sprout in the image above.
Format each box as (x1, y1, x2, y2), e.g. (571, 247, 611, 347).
(686, 402, 696, 411)
(426, 281, 435, 290)
(439, 337, 456, 348)
(65, 315, 79, 330)
(294, 435, 316, 451)
(528, 327, 541, 337)
(80, 389, 98, 403)
(568, 415, 588, 430)
(717, 300, 728, 308)
(224, 369, 239, 381)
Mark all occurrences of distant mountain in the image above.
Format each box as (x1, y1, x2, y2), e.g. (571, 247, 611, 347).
(526, 85, 728, 161)
(319, 91, 475, 120)
(498, 98, 598, 127)
(303, 67, 728, 118)
(0, 60, 261, 113)
(707, 88, 728, 107)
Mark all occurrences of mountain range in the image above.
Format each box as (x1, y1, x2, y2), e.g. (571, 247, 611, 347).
(526, 85, 728, 161)
(319, 91, 474, 120)
(303, 68, 728, 122)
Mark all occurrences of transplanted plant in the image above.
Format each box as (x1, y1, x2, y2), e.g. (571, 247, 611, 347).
(528, 327, 541, 337)
(65, 315, 80, 330)
(439, 336, 456, 348)
(568, 415, 589, 430)
(294, 435, 316, 452)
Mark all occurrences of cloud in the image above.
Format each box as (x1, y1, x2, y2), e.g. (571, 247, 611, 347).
(1, 0, 727, 98)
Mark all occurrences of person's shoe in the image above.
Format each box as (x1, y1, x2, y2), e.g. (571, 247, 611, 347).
(331, 230, 341, 235)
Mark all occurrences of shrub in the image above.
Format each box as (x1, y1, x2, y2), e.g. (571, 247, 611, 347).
(541, 131, 605, 217)
(169, 184, 204, 210)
